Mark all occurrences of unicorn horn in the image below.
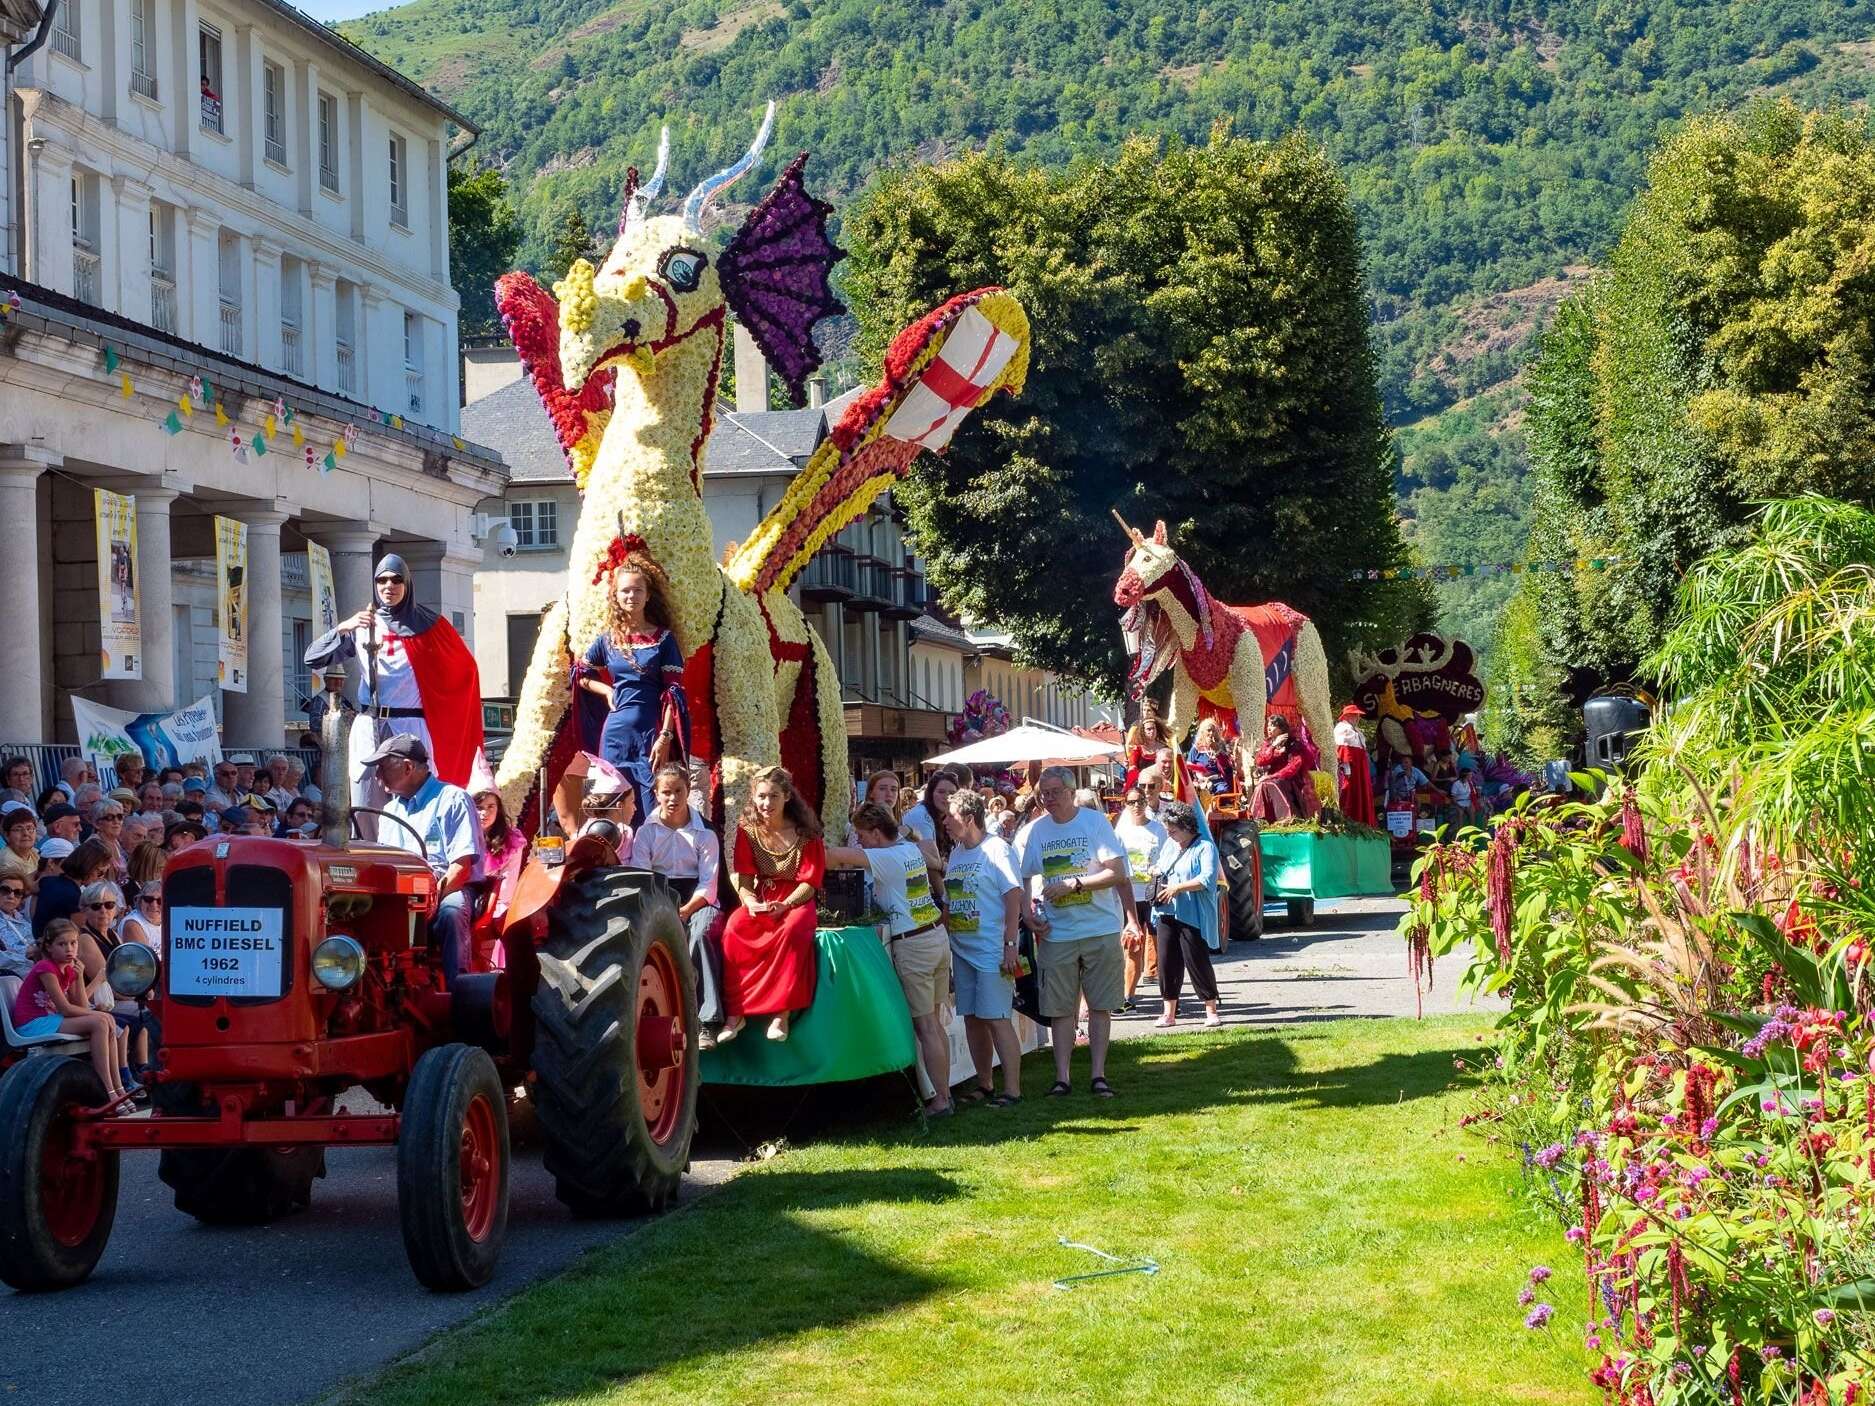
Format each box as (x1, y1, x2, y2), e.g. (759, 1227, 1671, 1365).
(1110, 508, 1145, 546)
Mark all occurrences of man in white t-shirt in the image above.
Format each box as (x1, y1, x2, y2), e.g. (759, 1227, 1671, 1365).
(828, 802, 954, 1115)
(1018, 765, 1129, 1098)
(1112, 785, 1169, 1008)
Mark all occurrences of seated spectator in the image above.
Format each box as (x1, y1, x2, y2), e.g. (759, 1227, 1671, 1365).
(76, 879, 151, 1082)
(121, 877, 163, 954)
(204, 761, 238, 810)
(157, 767, 184, 787)
(1, 755, 34, 803)
(160, 781, 183, 807)
(1185, 716, 1236, 796)
(2, 802, 41, 894)
(124, 841, 165, 907)
(242, 791, 279, 830)
(176, 796, 206, 823)
(113, 753, 146, 792)
(262, 754, 298, 810)
(55, 755, 92, 801)
(164, 818, 207, 852)
(137, 781, 166, 816)
(628, 765, 725, 1047)
(574, 758, 636, 860)
(720, 766, 823, 1043)
(35, 836, 112, 938)
(40, 801, 82, 851)
(180, 760, 207, 783)
(279, 797, 317, 837)
(230, 754, 258, 798)
(1249, 714, 1317, 822)
(73, 783, 105, 825)
(35, 784, 66, 817)
(90, 799, 128, 881)
(289, 755, 322, 804)
(0, 872, 34, 977)
(119, 813, 153, 856)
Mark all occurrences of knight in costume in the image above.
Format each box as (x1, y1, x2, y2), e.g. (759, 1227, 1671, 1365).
(304, 553, 488, 821)
(1334, 704, 1376, 826)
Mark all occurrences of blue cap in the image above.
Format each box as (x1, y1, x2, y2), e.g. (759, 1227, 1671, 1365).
(220, 806, 252, 828)
(182, 776, 207, 793)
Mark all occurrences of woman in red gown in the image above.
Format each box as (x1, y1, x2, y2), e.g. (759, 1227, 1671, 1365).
(721, 766, 825, 1043)
(1249, 714, 1319, 822)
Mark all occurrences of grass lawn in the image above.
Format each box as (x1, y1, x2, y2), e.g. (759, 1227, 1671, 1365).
(350, 1017, 1593, 1406)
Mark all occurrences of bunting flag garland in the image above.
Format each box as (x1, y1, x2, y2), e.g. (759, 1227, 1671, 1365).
(451, 436, 465, 450)
(162, 410, 183, 435)
(322, 451, 337, 472)
(103, 345, 120, 373)
(304, 444, 316, 470)
(229, 427, 247, 462)
(251, 432, 268, 457)
(291, 422, 304, 447)
(0, 289, 21, 319)
(263, 413, 277, 438)
(177, 391, 193, 419)
(119, 372, 133, 398)
(1351, 557, 1624, 582)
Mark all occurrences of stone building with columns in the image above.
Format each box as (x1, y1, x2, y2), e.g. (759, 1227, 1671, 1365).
(0, 0, 505, 747)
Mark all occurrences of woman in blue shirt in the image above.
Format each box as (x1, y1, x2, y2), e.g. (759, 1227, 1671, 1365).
(1149, 802, 1222, 1028)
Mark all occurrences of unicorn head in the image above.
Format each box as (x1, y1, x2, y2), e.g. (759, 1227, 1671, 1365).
(553, 103, 844, 404)
(1112, 513, 1218, 700)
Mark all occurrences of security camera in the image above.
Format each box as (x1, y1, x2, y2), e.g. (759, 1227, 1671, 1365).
(482, 519, 519, 560)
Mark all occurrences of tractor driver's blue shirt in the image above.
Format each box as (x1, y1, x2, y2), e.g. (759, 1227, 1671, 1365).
(383, 772, 485, 884)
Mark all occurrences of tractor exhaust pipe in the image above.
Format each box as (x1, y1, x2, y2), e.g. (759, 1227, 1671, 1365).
(316, 669, 355, 850)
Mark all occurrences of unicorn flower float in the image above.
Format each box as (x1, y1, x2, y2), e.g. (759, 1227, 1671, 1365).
(493, 107, 1030, 834)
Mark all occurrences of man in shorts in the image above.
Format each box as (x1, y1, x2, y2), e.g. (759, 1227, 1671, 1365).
(1018, 765, 1129, 1098)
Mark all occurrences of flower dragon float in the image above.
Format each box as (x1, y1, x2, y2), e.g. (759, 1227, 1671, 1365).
(1111, 514, 1335, 794)
(492, 106, 1030, 836)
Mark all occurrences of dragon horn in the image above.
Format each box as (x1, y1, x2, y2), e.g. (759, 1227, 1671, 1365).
(617, 127, 671, 237)
(682, 101, 775, 234)
(1110, 508, 1145, 546)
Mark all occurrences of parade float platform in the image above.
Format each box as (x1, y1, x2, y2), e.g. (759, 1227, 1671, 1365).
(1258, 828, 1393, 924)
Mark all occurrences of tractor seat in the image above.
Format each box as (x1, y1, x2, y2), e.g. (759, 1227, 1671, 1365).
(0, 975, 85, 1054)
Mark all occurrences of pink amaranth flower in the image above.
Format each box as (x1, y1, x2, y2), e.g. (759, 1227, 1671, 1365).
(1816, 1309, 1837, 1327)
(1518, 1286, 1535, 1306)
(1529, 1265, 1553, 1284)
(1565, 1226, 1586, 1243)
(1525, 1304, 1553, 1329)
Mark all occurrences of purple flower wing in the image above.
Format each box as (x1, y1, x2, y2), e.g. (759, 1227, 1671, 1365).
(720, 154, 846, 405)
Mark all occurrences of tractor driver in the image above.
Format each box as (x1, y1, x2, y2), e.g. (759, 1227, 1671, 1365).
(361, 733, 485, 988)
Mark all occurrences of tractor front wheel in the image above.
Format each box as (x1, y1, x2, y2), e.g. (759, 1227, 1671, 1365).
(397, 1043, 509, 1291)
(153, 1081, 324, 1224)
(0, 1057, 120, 1291)
(531, 868, 698, 1218)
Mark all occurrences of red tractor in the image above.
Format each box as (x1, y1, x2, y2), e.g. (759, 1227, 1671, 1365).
(0, 677, 700, 1292)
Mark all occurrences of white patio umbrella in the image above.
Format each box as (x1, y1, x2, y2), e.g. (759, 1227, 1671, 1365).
(923, 724, 1123, 770)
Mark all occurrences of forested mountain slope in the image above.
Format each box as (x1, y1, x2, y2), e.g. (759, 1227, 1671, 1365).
(340, 0, 1875, 650)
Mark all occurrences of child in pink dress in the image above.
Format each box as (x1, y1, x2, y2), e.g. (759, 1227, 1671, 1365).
(12, 919, 131, 1109)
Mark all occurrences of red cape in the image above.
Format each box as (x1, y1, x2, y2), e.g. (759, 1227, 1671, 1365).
(400, 618, 484, 788)
(1337, 744, 1376, 827)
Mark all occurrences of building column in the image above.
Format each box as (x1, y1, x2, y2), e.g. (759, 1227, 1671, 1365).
(253, 236, 283, 371)
(221, 508, 289, 747)
(111, 176, 153, 324)
(183, 208, 219, 345)
(294, 59, 320, 215)
(25, 139, 75, 296)
(309, 262, 338, 390)
(427, 137, 447, 282)
(310, 526, 378, 698)
(402, 541, 479, 652)
(0, 453, 50, 741)
(361, 286, 385, 412)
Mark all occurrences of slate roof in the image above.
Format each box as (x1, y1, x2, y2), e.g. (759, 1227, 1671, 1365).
(463, 379, 830, 487)
(910, 614, 976, 653)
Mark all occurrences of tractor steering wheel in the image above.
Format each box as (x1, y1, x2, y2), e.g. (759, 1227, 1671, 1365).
(348, 806, 432, 869)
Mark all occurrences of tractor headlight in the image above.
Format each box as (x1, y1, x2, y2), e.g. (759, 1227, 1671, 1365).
(107, 941, 159, 998)
(311, 934, 367, 991)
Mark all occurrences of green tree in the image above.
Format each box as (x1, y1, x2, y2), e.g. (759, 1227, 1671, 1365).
(447, 160, 523, 339)
(540, 202, 601, 286)
(843, 132, 1430, 692)
(1520, 101, 1875, 703)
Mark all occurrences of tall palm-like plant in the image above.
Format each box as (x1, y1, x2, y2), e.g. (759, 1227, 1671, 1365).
(1648, 495, 1875, 878)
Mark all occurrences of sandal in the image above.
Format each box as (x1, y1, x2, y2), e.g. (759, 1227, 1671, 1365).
(957, 1085, 995, 1107)
(1090, 1077, 1117, 1099)
(1044, 1080, 1071, 1098)
(990, 1094, 1023, 1108)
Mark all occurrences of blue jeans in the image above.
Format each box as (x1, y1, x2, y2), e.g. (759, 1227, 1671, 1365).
(433, 890, 470, 988)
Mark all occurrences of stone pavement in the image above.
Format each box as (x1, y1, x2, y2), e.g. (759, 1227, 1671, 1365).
(1109, 895, 1480, 1033)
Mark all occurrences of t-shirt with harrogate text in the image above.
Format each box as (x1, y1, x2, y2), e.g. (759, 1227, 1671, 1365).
(1113, 814, 1169, 902)
(944, 836, 1022, 972)
(863, 841, 943, 938)
(1017, 806, 1126, 942)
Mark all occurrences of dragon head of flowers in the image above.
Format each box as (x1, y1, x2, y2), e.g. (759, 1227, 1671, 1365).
(555, 103, 846, 404)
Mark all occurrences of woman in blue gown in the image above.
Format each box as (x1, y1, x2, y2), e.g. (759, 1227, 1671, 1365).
(553, 555, 688, 835)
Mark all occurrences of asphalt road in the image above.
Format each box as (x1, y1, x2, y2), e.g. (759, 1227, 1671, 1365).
(8, 897, 1437, 1406)
(4, 1125, 736, 1406)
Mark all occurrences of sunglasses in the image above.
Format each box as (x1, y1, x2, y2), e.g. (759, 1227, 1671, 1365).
(86, 901, 119, 911)
(139, 894, 162, 905)
(376, 574, 405, 585)
(0, 887, 23, 898)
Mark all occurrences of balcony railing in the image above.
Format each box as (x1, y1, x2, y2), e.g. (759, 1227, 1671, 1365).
(849, 556, 894, 612)
(200, 92, 223, 133)
(131, 69, 158, 101)
(50, 22, 79, 63)
(265, 133, 287, 166)
(218, 298, 242, 356)
(320, 164, 338, 194)
(391, 204, 409, 230)
(151, 271, 178, 335)
(336, 342, 356, 395)
(72, 244, 99, 306)
(405, 368, 424, 419)
(800, 547, 858, 602)
(281, 322, 303, 376)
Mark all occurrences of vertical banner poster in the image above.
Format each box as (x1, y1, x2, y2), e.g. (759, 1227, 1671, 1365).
(306, 541, 338, 638)
(94, 488, 142, 680)
(215, 515, 249, 693)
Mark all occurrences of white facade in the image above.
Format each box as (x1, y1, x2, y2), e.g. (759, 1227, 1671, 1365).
(10, 0, 464, 428)
(0, 1, 506, 748)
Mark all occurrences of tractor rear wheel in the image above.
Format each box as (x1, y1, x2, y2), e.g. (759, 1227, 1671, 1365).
(0, 1056, 120, 1291)
(1216, 821, 1264, 941)
(531, 868, 698, 1218)
(398, 1043, 509, 1291)
(153, 1081, 324, 1224)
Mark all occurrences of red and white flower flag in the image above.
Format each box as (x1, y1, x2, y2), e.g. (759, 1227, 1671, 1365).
(883, 306, 1020, 450)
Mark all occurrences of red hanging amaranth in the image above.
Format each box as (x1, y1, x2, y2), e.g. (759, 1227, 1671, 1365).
(1665, 1239, 1689, 1335)
(1619, 787, 1648, 864)
(1486, 820, 1523, 966)
(1684, 1064, 1716, 1147)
